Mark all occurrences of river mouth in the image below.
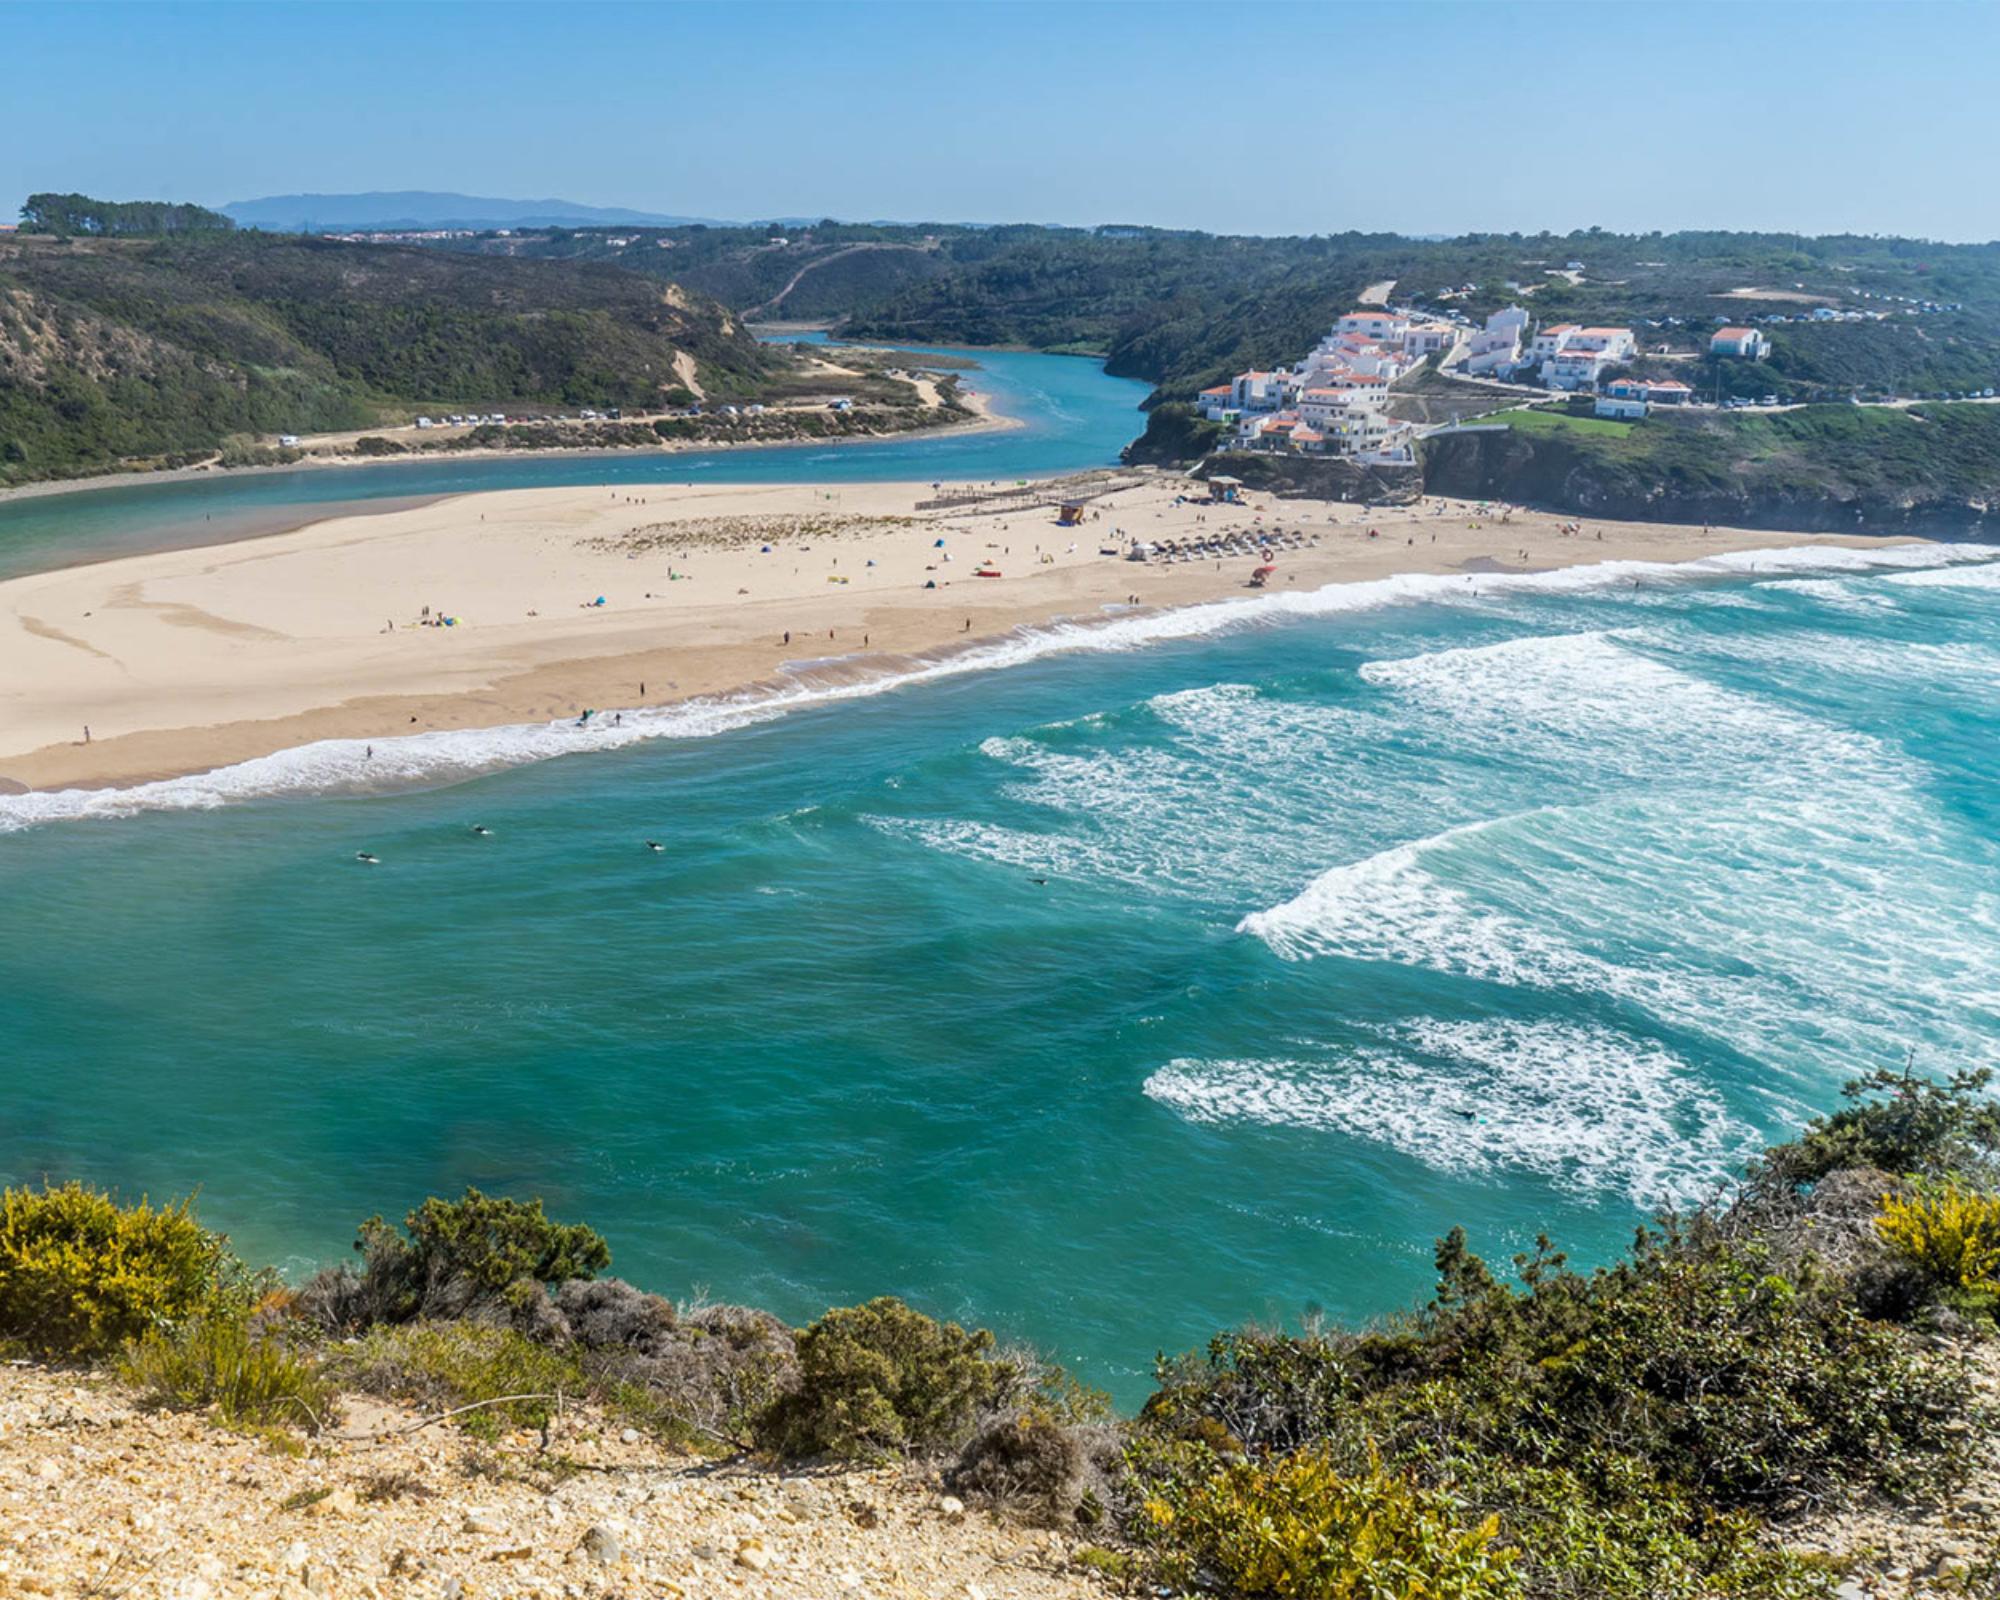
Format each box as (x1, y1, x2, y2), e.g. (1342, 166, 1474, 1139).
(0, 348, 1152, 582)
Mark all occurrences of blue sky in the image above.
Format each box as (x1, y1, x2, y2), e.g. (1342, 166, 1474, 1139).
(5, 0, 1997, 240)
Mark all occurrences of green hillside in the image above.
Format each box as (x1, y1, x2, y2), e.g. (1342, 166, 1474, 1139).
(0, 231, 785, 486)
(1416, 399, 2000, 532)
(434, 221, 2000, 408)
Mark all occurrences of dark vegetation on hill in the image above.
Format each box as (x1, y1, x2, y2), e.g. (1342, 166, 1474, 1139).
(0, 230, 785, 487)
(5, 1067, 1996, 1597)
(446, 221, 953, 323)
(462, 223, 2000, 402)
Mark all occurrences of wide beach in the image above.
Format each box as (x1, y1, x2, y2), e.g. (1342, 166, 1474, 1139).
(0, 474, 1926, 792)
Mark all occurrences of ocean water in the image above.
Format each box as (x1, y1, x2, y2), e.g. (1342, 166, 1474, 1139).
(4, 541, 1997, 1401)
(0, 347, 1152, 581)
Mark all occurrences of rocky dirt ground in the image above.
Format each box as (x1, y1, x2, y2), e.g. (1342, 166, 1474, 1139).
(8, 1346, 1999, 1600)
(1782, 1337, 2000, 1597)
(0, 1365, 1113, 1600)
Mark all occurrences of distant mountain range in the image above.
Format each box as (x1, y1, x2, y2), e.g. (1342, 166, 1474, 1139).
(223, 191, 737, 232)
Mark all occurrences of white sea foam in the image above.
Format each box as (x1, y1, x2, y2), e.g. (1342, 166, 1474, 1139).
(5, 540, 1993, 835)
(1242, 620, 2000, 1080)
(1142, 1017, 1758, 1205)
(1882, 560, 2000, 592)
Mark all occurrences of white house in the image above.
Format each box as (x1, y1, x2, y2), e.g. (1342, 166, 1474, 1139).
(1529, 324, 1582, 364)
(1401, 320, 1464, 359)
(1711, 326, 1771, 360)
(1338, 310, 1410, 345)
(1604, 377, 1692, 406)
(1531, 324, 1637, 389)
(1198, 384, 1237, 421)
(1595, 394, 1647, 420)
(1236, 411, 1301, 449)
(1566, 327, 1637, 361)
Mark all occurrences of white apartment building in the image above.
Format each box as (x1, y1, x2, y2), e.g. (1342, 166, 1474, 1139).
(1464, 305, 1529, 375)
(1530, 323, 1638, 390)
(1230, 370, 1294, 412)
(1545, 348, 1612, 390)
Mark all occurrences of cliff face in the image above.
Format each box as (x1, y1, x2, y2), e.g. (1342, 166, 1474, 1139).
(1420, 427, 1998, 538)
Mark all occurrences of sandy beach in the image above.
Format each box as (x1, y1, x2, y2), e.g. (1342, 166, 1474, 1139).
(0, 472, 1926, 792)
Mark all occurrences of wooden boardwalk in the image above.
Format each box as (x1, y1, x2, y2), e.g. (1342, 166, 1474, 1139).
(914, 470, 1143, 516)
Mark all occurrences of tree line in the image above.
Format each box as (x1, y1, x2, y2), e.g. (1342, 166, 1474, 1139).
(19, 192, 234, 237)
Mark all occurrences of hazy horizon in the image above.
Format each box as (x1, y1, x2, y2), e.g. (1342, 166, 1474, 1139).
(7, 0, 2000, 244)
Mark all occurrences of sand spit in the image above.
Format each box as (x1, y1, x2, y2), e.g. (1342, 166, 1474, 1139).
(0, 470, 1935, 794)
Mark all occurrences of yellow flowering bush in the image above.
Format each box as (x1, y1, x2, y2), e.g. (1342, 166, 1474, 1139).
(0, 1182, 230, 1358)
(1878, 1186, 2000, 1290)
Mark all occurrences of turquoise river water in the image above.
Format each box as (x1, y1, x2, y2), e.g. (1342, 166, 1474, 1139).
(2, 350, 1997, 1401)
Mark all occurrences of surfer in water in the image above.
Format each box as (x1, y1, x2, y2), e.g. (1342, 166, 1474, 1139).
(356, 852, 379, 864)
(644, 840, 664, 852)
(471, 825, 492, 836)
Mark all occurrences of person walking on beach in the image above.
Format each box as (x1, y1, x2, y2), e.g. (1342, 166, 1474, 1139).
(82, 725, 90, 744)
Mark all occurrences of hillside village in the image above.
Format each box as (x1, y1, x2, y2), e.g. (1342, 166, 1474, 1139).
(1196, 302, 1663, 460)
(1197, 278, 1995, 460)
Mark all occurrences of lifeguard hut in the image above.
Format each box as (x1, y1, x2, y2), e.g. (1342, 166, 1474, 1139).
(1206, 475, 1244, 505)
(1057, 500, 1086, 527)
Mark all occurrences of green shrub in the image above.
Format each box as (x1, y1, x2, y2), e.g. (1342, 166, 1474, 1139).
(756, 1296, 1014, 1459)
(1756, 1067, 2000, 1189)
(1137, 1447, 1517, 1599)
(0, 1183, 234, 1358)
(117, 1315, 335, 1432)
(1450, 1461, 1823, 1600)
(308, 1188, 611, 1327)
(1135, 1219, 1970, 1598)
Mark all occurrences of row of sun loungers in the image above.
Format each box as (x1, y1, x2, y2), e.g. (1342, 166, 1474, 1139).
(1144, 532, 1313, 564)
